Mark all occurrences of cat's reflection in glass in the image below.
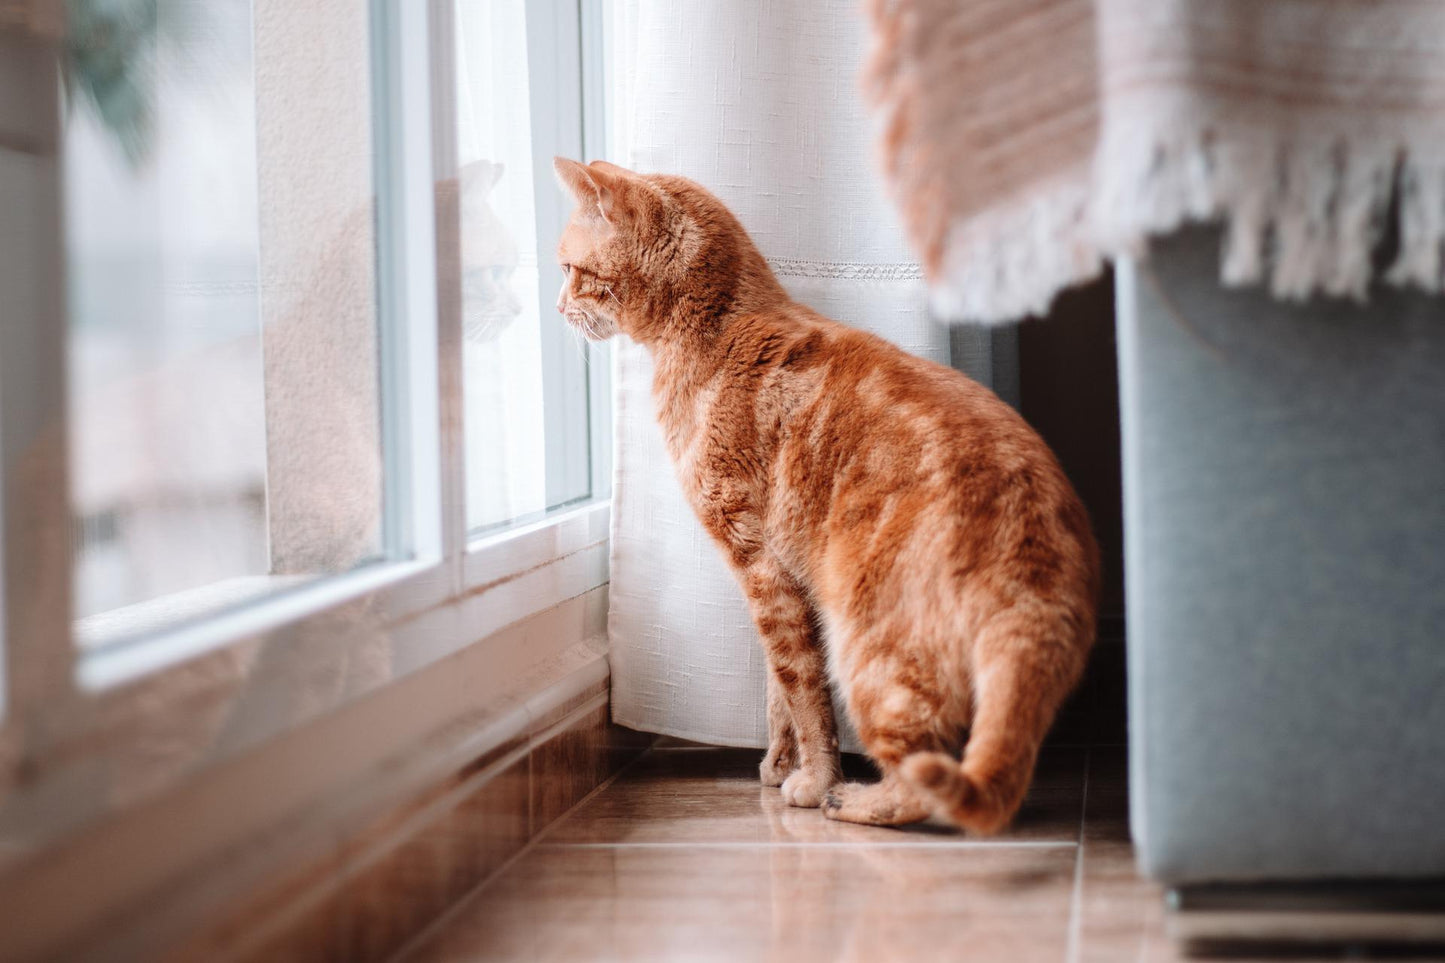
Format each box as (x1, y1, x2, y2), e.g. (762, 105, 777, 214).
(460, 159, 522, 344)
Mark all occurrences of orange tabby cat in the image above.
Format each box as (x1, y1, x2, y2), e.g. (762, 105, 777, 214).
(554, 157, 1099, 833)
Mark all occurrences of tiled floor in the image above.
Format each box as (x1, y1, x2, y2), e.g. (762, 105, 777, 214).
(398, 745, 1434, 962)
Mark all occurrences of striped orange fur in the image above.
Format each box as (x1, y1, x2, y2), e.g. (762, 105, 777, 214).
(554, 158, 1099, 832)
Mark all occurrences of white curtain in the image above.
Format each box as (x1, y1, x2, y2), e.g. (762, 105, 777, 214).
(606, 0, 1002, 748)
(454, 0, 548, 531)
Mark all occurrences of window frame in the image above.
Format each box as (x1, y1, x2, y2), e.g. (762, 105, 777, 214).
(581, 0, 615, 505)
(0, 10, 73, 736)
(0, 0, 613, 857)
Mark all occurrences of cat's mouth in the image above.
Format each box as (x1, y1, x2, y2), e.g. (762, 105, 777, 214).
(563, 304, 615, 341)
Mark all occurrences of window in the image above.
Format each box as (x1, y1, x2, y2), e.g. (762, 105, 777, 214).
(456, 0, 610, 536)
(53, 0, 614, 659)
(1, 0, 609, 835)
(64, 0, 393, 651)
(2, 5, 615, 946)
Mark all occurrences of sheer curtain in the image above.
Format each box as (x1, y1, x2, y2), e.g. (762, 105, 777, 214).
(454, 0, 547, 531)
(605, 0, 1010, 748)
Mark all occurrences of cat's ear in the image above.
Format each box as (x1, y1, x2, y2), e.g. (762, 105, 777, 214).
(554, 156, 627, 224)
(554, 156, 591, 194)
(587, 159, 635, 179)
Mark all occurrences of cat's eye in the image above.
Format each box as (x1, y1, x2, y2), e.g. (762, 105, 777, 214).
(560, 263, 573, 277)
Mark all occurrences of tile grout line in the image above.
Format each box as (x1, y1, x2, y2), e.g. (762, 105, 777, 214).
(1064, 748, 1093, 963)
(539, 840, 1080, 850)
(1133, 903, 1152, 963)
(650, 743, 1127, 751)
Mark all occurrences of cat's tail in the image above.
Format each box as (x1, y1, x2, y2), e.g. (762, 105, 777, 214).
(898, 628, 1080, 833)
(898, 748, 1035, 835)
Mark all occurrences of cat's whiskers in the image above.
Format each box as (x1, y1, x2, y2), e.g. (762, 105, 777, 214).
(563, 303, 604, 354)
(568, 322, 591, 356)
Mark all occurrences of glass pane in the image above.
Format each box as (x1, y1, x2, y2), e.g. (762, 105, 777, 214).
(64, 0, 388, 647)
(456, 0, 594, 535)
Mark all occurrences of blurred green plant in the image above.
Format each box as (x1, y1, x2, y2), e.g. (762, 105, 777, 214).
(63, 0, 159, 165)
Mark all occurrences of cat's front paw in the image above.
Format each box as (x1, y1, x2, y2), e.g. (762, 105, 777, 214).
(780, 765, 838, 808)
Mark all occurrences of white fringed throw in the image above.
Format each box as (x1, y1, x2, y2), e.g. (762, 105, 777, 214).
(865, 0, 1445, 323)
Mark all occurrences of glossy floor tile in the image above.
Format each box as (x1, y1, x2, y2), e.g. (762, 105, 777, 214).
(405, 843, 1076, 963)
(543, 746, 1085, 847)
(400, 746, 1445, 963)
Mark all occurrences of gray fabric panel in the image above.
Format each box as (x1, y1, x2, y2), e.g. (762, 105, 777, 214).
(1117, 227, 1445, 885)
(949, 322, 1021, 410)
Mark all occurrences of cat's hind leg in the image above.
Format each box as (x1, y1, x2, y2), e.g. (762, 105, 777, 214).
(821, 773, 933, 826)
(822, 634, 948, 827)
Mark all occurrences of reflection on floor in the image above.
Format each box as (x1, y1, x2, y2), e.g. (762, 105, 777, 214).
(397, 745, 1441, 962)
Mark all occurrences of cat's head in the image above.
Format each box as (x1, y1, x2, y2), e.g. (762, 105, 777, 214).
(552, 157, 780, 343)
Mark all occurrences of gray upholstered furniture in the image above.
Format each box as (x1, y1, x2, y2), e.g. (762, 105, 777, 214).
(1116, 227, 1445, 898)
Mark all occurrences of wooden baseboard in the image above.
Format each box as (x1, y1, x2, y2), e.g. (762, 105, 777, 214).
(4, 637, 651, 963)
(170, 679, 652, 963)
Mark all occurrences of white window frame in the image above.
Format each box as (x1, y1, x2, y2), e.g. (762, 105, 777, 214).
(0, 0, 612, 860)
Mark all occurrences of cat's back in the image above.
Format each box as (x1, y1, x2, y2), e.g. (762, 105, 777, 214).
(709, 301, 1044, 479)
(751, 304, 1032, 457)
(753, 305, 1097, 600)
(704, 298, 1082, 524)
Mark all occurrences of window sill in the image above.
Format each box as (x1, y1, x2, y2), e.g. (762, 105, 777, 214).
(73, 500, 612, 692)
(464, 498, 611, 589)
(6, 501, 612, 864)
(75, 558, 444, 691)
(75, 575, 313, 653)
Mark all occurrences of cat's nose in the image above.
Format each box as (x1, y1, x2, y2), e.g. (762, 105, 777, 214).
(555, 283, 567, 316)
